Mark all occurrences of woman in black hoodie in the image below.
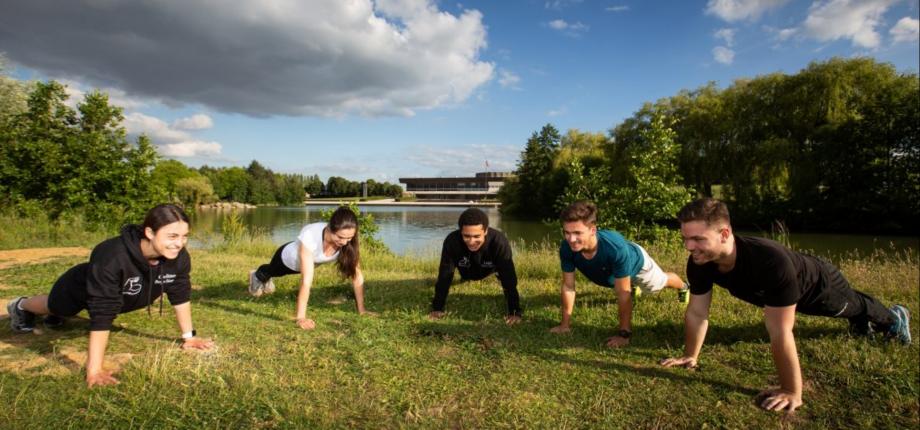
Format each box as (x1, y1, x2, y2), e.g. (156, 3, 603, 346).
(7, 204, 214, 387)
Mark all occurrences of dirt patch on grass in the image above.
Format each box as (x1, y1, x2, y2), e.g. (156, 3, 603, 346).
(0, 247, 89, 270)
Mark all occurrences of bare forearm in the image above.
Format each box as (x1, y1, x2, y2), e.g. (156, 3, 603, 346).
(616, 288, 632, 331)
(86, 330, 110, 374)
(296, 271, 314, 319)
(560, 285, 575, 326)
(352, 274, 366, 314)
(770, 332, 802, 396)
(173, 302, 193, 334)
(683, 313, 708, 359)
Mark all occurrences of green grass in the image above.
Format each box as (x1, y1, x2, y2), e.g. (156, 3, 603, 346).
(1, 239, 917, 429)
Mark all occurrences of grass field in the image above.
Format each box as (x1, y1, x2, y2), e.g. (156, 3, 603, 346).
(0, 235, 917, 429)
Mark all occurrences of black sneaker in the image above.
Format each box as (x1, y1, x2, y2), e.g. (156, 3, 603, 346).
(7, 297, 36, 333)
(43, 314, 66, 328)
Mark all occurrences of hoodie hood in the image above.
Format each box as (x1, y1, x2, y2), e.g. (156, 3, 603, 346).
(121, 224, 158, 270)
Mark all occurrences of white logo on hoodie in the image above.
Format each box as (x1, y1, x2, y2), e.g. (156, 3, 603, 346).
(123, 276, 142, 295)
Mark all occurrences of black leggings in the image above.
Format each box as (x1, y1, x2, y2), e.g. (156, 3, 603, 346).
(254, 242, 299, 283)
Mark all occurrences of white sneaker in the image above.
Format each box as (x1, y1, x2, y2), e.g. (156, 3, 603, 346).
(248, 270, 264, 297)
(263, 278, 276, 295)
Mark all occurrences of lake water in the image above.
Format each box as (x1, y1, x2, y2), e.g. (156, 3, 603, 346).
(193, 205, 918, 259)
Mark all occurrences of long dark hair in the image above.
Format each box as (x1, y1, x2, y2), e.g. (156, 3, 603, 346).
(143, 204, 190, 232)
(328, 206, 360, 279)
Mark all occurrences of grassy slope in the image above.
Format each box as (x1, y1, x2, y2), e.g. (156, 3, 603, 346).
(1, 240, 917, 429)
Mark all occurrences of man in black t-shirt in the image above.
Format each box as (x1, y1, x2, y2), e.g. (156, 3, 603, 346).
(429, 208, 522, 325)
(660, 198, 911, 413)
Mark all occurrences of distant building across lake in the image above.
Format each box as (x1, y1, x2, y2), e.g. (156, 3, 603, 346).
(399, 171, 514, 201)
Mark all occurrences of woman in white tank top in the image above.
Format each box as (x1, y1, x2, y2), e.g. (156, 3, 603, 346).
(248, 206, 373, 329)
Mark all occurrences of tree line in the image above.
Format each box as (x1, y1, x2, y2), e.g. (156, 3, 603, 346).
(0, 63, 402, 227)
(500, 57, 919, 235)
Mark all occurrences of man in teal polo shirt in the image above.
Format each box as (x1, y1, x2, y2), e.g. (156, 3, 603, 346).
(550, 200, 689, 347)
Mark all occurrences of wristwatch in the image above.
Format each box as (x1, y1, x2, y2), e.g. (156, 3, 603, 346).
(616, 329, 632, 339)
(181, 329, 197, 339)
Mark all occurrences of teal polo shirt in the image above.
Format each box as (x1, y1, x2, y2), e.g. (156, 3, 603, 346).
(559, 229, 645, 288)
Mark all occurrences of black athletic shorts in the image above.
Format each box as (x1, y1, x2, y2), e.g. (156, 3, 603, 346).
(47, 262, 91, 317)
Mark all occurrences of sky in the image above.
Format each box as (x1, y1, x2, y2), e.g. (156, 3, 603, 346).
(1, 0, 918, 183)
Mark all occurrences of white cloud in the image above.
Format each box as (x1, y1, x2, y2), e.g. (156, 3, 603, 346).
(803, 0, 896, 49)
(776, 27, 799, 41)
(547, 106, 568, 116)
(498, 69, 521, 89)
(545, 0, 583, 10)
(714, 28, 737, 46)
(890, 17, 920, 43)
(124, 112, 222, 158)
(404, 144, 518, 176)
(0, 0, 494, 117)
(158, 141, 222, 158)
(58, 79, 149, 111)
(172, 114, 214, 130)
(705, 0, 791, 22)
(547, 19, 590, 35)
(549, 19, 569, 30)
(712, 46, 736, 64)
(605, 6, 630, 12)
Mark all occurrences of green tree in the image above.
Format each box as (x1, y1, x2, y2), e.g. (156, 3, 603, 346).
(176, 176, 217, 207)
(0, 56, 28, 123)
(0, 81, 161, 225)
(502, 124, 561, 218)
(560, 114, 693, 238)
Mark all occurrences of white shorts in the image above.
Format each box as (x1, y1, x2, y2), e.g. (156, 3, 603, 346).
(631, 245, 670, 293)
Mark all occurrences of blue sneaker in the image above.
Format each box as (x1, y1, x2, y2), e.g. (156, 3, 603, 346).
(889, 305, 911, 345)
(7, 297, 36, 333)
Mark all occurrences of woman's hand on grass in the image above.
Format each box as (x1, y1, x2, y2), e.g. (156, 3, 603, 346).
(504, 315, 522, 325)
(181, 337, 215, 351)
(549, 324, 570, 334)
(86, 370, 119, 388)
(359, 310, 378, 317)
(296, 318, 316, 330)
(659, 356, 698, 369)
(758, 388, 802, 413)
(428, 311, 446, 320)
(605, 335, 630, 348)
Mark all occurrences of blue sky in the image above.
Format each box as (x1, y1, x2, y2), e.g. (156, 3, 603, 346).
(1, 0, 918, 183)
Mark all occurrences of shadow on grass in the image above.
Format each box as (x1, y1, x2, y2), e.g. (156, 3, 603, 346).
(412, 319, 761, 397)
(192, 278, 435, 313)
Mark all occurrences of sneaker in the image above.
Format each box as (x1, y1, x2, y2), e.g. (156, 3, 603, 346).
(7, 297, 36, 333)
(631, 286, 642, 303)
(677, 285, 690, 305)
(263, 278, 276, 295)
(888, 305, 911, 344)
(43, 314, 66, 328)
(248, 270, 264, 297)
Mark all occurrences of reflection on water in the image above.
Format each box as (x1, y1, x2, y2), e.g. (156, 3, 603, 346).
(193, 206, 918, 258)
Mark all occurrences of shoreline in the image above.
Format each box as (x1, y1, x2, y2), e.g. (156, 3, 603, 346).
(302, 199, 500, 208)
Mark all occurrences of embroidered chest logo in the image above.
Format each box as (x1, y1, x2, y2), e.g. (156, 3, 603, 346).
(155, 273, 177, 285)
(458, 256, 471, 268)
(481, 260, 494, 268)
(123, 276, 142, 295)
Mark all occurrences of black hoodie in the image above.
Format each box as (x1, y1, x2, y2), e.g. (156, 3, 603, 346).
(432, 227, 521, 316)
(79, 225, 191, 331)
